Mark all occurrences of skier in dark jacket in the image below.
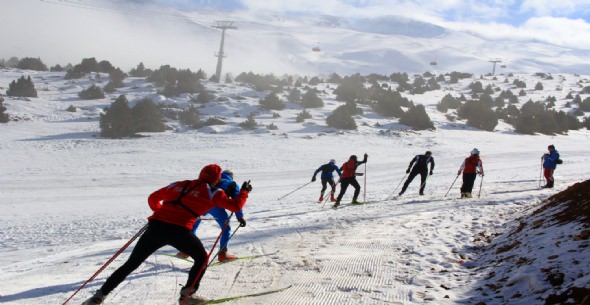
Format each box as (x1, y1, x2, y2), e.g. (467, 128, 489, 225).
(333, 153, 368, 208)
(542, 144, 560, 188)
(399, 151, 435, 196)
(312, 159, 342, 202)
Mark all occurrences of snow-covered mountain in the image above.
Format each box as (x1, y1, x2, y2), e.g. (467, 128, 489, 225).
(4, 1, 590, 77)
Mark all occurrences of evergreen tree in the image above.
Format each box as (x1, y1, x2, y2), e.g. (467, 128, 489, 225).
(99, 95, 135, 138)
(399, 104, 434, 130)
(287, 88, 301, 103)
(17, 57, 48, 71)
(458, 100, 498, 131)
(535, 81, 544, 90)
(239, 113, 258, 130)
(301, 90, 323, 108)
(6, 76, 37, 97)
(296, 109, 312, 123)
(179, 105, 201, 128)
(78, 84, 105, 100)
(132, 98, 165, 133)
(334, 74, 367, 103)
(326, 103, 357, 130)
(0, 96, 9, 123)
(129, 62, 152, 77)
(373, 89, 407, 117)
(437, 93, 461, 112)
(260, 92, 285, 110)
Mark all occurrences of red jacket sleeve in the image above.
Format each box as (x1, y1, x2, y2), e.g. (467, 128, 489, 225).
(213, 189, 249, 212)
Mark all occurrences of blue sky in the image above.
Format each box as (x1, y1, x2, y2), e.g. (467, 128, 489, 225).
(141, 0, 590, 26)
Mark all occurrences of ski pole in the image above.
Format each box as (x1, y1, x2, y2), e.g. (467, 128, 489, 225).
(181, 213, 233, 305)
(389, 172, 408, 199)
(277, 181, 313, 200)
(208, 225, 241, 266)
(539, 158, 544, 187)
(445, 174, 460, 197)
(478, 175, 484, 198)
(363, 162, 367, 203)
(61, 223, 149, 305)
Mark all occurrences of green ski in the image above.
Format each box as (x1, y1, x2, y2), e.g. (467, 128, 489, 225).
(204, 285, 292, 304)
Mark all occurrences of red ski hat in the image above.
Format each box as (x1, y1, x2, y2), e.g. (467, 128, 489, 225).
(199, 164, 222, 184)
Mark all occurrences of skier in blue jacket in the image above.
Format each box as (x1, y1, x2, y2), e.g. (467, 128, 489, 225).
(176, 169, 246, 262)
(312, 159, 342, 202)
(542, 145, 560, 188)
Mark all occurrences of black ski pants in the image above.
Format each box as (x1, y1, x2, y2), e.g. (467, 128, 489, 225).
(461, 173, 477, 193)
(401, 169, 427, 194)
(320, 178, 336, 195)
(336, 177, 361, 202)
(100, 220, 207, 295)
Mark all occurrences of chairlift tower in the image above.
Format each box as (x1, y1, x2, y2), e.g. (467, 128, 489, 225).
(489, 58, 502, 75)
(213, 21, 237, 82)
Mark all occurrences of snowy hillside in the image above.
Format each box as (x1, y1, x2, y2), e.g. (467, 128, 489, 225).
(1, 68, 590, 305)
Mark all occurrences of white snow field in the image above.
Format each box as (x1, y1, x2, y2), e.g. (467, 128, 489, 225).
(1, 68, 589, 305)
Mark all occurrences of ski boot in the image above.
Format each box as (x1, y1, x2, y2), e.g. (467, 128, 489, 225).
(465, 192, 473, 198)
(81, 290, 106, 305)
(319, 194, 324, 202)
(179, 286, 209, 305)
(351, 200, 363, 205)
(218, 247, 237, 262)
(332, 200, 340, 209)
(330, 193, 337, 202)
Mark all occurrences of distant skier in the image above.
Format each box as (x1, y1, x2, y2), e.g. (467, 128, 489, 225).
(333, 153, 368, 208)
(398, 151, 435, 196)
(81, 164, 252, 305)
(542, 144, 560, 188)
(312, 159, 342, 202)
(176, 169, 247, 262)
(457, 148, 484, 198)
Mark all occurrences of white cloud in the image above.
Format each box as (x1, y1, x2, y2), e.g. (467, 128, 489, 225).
(520, 0, 590, 16)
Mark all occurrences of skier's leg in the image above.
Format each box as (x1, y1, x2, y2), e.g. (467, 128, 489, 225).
(336, 179, 350, 202)
(209, 207, 231, 249)
(168, 227, 208, 292)
(419, 171, 427, 194)
(351, 179, 361, 202)
(400, 171, 418, 194)
(100, 221, 166, 295)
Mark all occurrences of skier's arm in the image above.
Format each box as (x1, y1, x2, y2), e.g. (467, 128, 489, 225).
(334, 164, 342, 177)
(457, 161, 466, 175)
(477, 160, 484, 176)
(407, 156, 417, 170)
(429, 157, 435, 174)
(312, 166, 322, 181)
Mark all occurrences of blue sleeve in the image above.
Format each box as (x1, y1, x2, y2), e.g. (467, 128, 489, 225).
(333, 164, 342, 176)
(236, 209, 244, 218)
(313, 166, 322, 177)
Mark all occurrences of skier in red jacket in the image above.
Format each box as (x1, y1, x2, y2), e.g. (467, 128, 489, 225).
(457, 148, 484, 198)
(333, 153, 368, 208)
(82, 164, 252, 305)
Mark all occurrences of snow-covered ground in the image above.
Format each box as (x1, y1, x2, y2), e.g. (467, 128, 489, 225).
(0, 68, 589, 305)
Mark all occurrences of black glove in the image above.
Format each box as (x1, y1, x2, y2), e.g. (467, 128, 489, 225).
(311, 176, 316, 182)
(429, 171, 433, 176)
(226, 181, 237, 199)
(241, 180, 252, 192)
(406, 168, 410, 174)
(237, 217, 247, 227)
(363, 153, 368, 162)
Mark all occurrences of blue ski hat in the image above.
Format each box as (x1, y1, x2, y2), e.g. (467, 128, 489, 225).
(329, 159, 335, 164)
